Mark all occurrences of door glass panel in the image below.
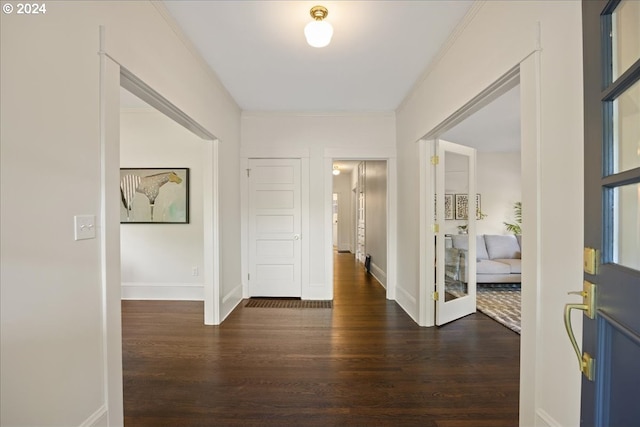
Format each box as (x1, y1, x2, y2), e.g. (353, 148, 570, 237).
(613, 183, 640, 270)
(612, 0, 640, 80)
(612, 79, 640, 174)
(444, 151, 469, 300)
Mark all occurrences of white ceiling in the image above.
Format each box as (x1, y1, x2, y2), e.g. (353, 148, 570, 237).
(441, 85, 521, 151)
(129, 1, 521, 152)
(163, 1, 474, 112)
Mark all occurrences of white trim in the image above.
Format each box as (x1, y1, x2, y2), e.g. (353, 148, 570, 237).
(519, 50, 543, 427)
(79, 405, 108, 427)
(120, 68, 215, 140)
(203, 140, 220, 325)
(98, 27, 124, 426)
(535, 409, 562, 427)
(386, 158, 398, 300)
(221, 283, 244, 320)
(418, 139, 434, 326)
(240, 157, 249, 297)
(394, 285, 418, 324)
(369, 261, 387, 288)
(121, 283, 204, 301)
(301, 157, 311, 298)
(240, 147, 310, 159)
(241, 111, 395, 118)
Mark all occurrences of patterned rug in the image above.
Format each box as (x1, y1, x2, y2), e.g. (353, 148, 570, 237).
(448, 283, 521, 334)
(244, 298, 333, 309)
(476, 284, 521, 334)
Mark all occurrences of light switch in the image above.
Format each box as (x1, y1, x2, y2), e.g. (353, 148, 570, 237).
(74, 215, 96, 240)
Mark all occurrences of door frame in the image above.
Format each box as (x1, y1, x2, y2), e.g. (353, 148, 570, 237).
(324, 148, 397, 301)
(246, 158, 303, 297)
(417, 58, 542, 425)
(99, 28, 221, 423)
(240, 153, 311, 299)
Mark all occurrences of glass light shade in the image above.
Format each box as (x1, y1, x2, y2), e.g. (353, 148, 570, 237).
(332, 169, 340, 175)
(304, 20, 333, 48)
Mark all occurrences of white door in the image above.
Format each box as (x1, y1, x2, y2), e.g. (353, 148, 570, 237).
(248, 159, 301, 297)
(433, 139, 477, 325)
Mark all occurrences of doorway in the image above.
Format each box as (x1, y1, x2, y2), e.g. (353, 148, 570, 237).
(332, 159, 388, 290)
(119, 87, 208, 301)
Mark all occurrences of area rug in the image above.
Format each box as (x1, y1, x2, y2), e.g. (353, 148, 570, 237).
(244, 298, 333, 309)
(448, 284, 521, 334)
(476, 284, 521, 334)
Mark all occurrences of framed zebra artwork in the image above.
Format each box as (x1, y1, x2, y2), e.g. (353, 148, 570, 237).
(120, 168, 189, 223)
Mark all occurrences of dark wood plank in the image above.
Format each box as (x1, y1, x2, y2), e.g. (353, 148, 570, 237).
(123, 252, 520, 426)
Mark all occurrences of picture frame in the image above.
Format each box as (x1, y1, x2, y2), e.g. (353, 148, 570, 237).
(120, 168, 189, 224)
(475, 194, 482, 220)
(454, 193, 482, 220)
(454, 194, 469, 220)
(444, 194, 454, 220)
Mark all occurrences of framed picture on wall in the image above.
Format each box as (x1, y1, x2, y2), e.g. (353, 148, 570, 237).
(475, 194, 483, 220)
(120, 168, 189, 223)
(455, 194, 469, 220)
(444, 194, 454, 220)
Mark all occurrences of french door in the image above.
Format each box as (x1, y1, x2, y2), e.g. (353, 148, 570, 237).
(578, 1, 640, 425)
(432, 139, 477, 325)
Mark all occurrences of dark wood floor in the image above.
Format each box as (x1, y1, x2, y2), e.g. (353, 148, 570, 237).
(123, 252, 520, 426)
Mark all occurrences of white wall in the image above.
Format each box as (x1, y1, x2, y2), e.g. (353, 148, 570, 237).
(0, 2, 241, 425)
(442, 151, 521, 236)
(365, 161, 388, 285)
(396, 2, 583, 427)
(120, 108, 205, 300)
(332, 172, 353, 252)
(241, 113, 395, 300)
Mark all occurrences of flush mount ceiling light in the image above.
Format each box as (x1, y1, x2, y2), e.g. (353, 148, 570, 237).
(304, 5, 333, 48)
(332, 165, 341, 175)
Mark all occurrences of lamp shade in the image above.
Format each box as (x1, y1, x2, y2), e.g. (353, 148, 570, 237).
(304, 20, 333, 48)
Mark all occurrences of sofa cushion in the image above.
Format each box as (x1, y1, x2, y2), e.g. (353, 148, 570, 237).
(476, 259, 511, 275)
(451, 235, 489, 260)
(484, 235, 521, 259)
(492, 258, 521, 274)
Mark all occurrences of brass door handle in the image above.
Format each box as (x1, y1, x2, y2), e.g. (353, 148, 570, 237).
(563, 281, 596, 381)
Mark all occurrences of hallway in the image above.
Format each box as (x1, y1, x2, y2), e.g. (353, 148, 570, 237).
(122, 252, 520, 426)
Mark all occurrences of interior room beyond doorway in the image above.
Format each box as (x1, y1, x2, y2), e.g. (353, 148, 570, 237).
(332, 159, 388, 289)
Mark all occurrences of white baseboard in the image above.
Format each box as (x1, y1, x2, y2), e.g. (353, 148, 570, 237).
(79, 405, 107, 427)
(121, 282, 204, 301)
(221, 283, 243, 321)
(370, 261, 387, 288)
(536, 409, 562, 427)
(303, 284, 333, 300)
(394, 285, 418, 324)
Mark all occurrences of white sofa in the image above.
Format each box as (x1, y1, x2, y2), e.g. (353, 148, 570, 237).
(446, 234, 521, 284)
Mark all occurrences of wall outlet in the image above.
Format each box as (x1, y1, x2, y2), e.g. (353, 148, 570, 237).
(192, 266, 199, 276)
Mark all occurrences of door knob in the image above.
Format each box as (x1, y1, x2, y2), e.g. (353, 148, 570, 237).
(563, 281, 596, 381)
(293, 234, 300, 240)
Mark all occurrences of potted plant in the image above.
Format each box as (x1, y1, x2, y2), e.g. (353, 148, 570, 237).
(504, 202, 522, 234)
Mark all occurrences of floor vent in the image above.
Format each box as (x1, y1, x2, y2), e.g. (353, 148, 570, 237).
(244, 299, 333, 308)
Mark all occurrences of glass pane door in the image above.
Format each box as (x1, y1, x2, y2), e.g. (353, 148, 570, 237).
(435, 139, 477, 325)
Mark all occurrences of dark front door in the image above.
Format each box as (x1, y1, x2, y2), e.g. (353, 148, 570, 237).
(581, 1, 640, 425)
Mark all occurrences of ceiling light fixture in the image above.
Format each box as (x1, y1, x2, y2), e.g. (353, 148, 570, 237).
(332, 165, 341, 175)
(304, 5, 333, 48)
